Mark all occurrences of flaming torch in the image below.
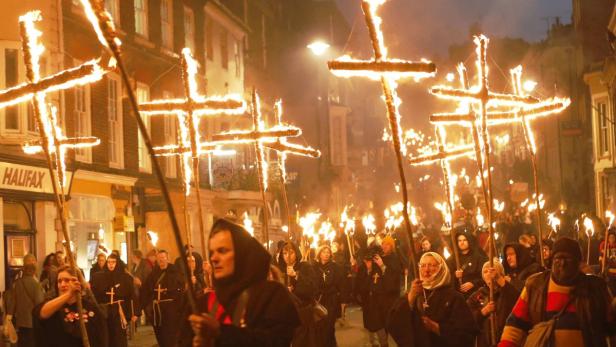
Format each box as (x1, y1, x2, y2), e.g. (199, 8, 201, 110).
(328, 0, 437, 277)
(583, 217, 594, 265)
(547, 213, 561, 239)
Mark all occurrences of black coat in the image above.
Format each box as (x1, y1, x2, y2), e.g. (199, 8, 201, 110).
(356, 254, 401, 331)
(502, 243, 542, 292)
(467, 283, 520, 347)
(447, 245, 487, 298)
(140, 264, 185, 347)
(387, 285, 478, 347)
(91, 268, 138, 347)
(33, 297, 108, 347)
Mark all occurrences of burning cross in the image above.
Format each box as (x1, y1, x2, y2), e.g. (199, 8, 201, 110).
(139, 48, 246, 196)
(210, 91, 320, 248)
(327, 0, 437, 277)
(408, 125, 474, 272)
(10, 12, 108, 190)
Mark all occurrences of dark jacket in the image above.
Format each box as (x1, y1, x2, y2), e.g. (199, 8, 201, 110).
(467, 283, 520, 347)
(447, 232, 488, 297)
(387, 285, 478, 347)
(524, 271, 616, 347)
(502, 243, 542, 292)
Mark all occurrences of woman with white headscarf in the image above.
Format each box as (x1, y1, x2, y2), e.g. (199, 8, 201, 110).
(387, 252, 478, 347)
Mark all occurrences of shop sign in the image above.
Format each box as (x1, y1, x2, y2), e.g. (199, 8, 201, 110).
(114, 215, 135, 232)
(0, 162, 68, 194)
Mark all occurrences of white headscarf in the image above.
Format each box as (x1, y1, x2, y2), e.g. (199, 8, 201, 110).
(419, 252, 451, 290)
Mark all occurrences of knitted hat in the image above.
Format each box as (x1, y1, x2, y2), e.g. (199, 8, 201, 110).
(552, 237, 582, 262)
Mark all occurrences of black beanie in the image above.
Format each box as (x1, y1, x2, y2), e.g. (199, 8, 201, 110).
(552, 237, 582, 262)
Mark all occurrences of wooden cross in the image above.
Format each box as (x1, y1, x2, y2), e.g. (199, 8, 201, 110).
(12, 12, 108, 191)
(372, 272, 380, 284)
(408, 125, 474, 273)
(154, 284, 170, 303)
(327, 0, 437, 278)
(105, 284, 123, 306)
(210, 91, 320, 249)
(426, 34, 569, 346)
(139, 48, 245, 254)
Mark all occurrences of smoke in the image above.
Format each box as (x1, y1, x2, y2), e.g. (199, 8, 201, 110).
(336, 0, 571, 57)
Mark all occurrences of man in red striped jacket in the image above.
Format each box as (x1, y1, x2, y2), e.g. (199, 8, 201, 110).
(498, 237, 616, 347)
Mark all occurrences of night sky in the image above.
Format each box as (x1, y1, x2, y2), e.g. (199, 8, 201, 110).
(335, 0, 572, 57)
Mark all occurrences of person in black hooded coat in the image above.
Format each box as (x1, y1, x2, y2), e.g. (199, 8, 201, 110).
(314, 244, 344, 347)
(278, 242, 319, 347)
(140, 250, 185, 347)
(446, 232, 487, 298)
(90, 254, 138, 347)
(187, 218, 300, 347)
(502, 242, 542, 292)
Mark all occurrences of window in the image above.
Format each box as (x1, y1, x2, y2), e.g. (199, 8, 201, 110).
(74, 85, 92, 163)
(104, 0, 120, 26)
(136, 84, 151, 172)
(162, 91, 177, 178)
(184, 6, 195, 52)
(234, 39, 241, 78)
(134, 0, 148, 37)
(160, 0, 173, 49)
(108, 75, 124, 168)
(598, 101, 609, 156)
(205, 19, 214, 60)
(4, 48, 19, 131)
(220, 29, 228, 69)
(602, 175, 611, 212)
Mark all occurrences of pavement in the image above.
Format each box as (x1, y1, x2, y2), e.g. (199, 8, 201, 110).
(128, 305, 396, 347)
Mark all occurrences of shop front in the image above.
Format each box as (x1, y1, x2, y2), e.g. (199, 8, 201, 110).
(0, 161, 59, 290)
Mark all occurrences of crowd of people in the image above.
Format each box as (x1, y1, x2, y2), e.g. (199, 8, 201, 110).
(2, 211, 616, 347)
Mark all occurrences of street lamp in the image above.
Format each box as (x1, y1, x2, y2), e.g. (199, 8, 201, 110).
(307, 41, 330, 56)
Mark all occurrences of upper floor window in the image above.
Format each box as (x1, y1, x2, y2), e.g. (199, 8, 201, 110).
(160, 0, 173, 49)
(598, 101, 610, 156)
(74, 84, 92, 163)
(108, 74, 124, 169)
(104, 0, 120, 26)
(136, 84, 151, 172)
(205, 19, 214, 60)
(220, 29, 228, 70)
(184, 6, 195, 52)
(233, 39, 242, 78)
(0, 43, 37, 138)
(134, 0, 148, 38)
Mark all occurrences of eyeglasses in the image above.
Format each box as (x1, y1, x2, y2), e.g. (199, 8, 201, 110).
(58, 277, 78, 284)
(418, 263, 440, 270)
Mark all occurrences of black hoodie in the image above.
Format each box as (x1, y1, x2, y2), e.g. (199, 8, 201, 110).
(446, 232, 488, 297)
(502, 243, 542, 291)
(276, 242, 318, 303)
(189, 218, 300, 347)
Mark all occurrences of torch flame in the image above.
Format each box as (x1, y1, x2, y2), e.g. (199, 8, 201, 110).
(243, 212, 254, 237)
(146, 231, 159, 247)
(583, 217, 594, 238)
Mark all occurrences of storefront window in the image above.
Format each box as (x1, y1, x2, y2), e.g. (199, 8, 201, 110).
(69, 195, 115, 278)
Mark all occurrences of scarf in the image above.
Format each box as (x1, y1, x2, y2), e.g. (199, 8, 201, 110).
(420, 252, 451, 290)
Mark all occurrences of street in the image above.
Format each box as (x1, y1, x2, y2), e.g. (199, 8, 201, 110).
(128, 305, 396, 347)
